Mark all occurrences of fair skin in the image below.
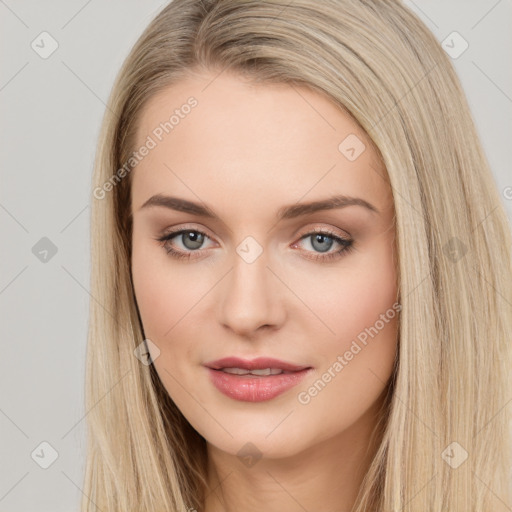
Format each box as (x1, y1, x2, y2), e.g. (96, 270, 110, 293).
(130, 69, 398, 512)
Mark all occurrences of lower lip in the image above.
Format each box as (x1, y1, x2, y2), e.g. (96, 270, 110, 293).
(206, 367, 311, 402)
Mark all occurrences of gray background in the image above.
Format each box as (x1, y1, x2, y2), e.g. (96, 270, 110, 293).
(1, 1, 511, 511)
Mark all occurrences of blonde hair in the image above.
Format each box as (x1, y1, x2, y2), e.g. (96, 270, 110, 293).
(84, 0, 512, 510)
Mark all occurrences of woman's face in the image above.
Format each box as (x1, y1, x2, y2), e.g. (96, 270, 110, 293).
(130, 70, 398, 459)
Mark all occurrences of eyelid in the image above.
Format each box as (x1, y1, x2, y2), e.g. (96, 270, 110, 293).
(294, 223, 351, 239)
(159, 222, 351, 245)
(160, 223, 218, 242)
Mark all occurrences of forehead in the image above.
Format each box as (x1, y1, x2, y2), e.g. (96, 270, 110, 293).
(131, 70, 391, 216)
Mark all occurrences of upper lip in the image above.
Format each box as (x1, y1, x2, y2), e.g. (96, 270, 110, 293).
(204, 357, 310, 372)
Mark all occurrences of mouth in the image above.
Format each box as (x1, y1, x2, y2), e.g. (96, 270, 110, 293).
(204, 356, 313, 402)
(215, 367, 294, 376)
(204, 356, 310, 373)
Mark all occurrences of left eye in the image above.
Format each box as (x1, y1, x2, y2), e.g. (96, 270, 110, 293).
(293, 230, 354, 261)
(297, 231, 342, 253)
(156, 228, 354, 262)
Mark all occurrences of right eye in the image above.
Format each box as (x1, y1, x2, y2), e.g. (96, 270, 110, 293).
(156, 228, 216, 260)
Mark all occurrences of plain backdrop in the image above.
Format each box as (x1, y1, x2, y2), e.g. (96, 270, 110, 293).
(0, 1, 511, 510)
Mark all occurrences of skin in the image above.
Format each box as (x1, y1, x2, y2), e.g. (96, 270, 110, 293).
(130, 69, 399, 512)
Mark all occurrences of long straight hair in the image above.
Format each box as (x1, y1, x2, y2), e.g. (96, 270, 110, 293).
(84, 1, 512, 510)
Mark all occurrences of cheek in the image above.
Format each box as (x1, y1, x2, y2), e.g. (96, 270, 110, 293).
(301, 233, 399, 412)
(308, 234, 398, 346)
(291, 242, 398, 440)
(132, 246, 201, 397)
(131, 234, 192, 340)
(131, 236, 216, 394)
(131, 222, 214, 325)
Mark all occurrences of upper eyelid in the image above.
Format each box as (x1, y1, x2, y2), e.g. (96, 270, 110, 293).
(161, 224, 215, 242)
(161, 223, 350, 239)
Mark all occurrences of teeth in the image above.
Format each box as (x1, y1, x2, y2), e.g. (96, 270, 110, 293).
(220, 367, 284, 376)
(221, 368, 251, 375)
(250, 368, 283, 376)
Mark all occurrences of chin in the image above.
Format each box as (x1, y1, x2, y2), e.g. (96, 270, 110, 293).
(202, 421, 316, 462)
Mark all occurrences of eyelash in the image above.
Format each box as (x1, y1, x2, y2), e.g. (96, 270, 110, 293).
(155, 226, 354, 262)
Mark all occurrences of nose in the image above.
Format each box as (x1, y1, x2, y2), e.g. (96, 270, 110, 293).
(217, 250, 285, 338)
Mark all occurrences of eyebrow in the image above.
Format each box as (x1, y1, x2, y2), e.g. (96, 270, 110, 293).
(138, 193, 379, 220)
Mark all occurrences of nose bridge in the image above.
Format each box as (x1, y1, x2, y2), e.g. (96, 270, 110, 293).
(218, 244, 283, 334)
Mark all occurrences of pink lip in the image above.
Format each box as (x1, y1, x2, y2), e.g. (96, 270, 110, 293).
(204, 357, 312, 402)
